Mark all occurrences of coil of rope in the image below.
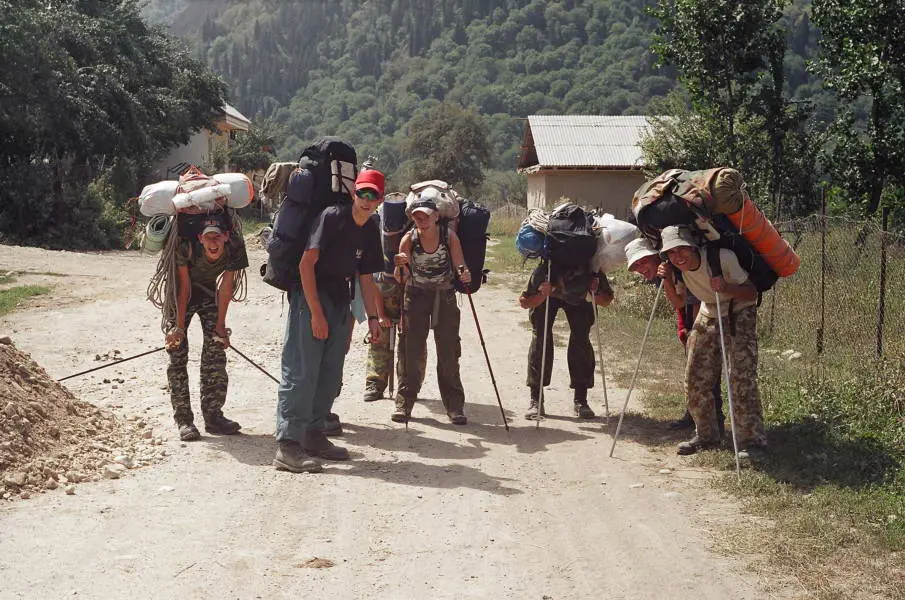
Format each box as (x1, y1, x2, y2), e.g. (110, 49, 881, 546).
(525, 208, 550, 234)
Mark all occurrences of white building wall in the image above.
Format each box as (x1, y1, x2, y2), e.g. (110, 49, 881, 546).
(155, 132, 213, 180)
(526, 170, 646, 219)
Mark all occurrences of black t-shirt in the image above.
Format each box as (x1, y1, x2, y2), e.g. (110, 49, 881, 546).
(305, 205, 383, 304)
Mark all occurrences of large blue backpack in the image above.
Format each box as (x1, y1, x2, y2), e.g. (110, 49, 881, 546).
(260, 137, 357, 292)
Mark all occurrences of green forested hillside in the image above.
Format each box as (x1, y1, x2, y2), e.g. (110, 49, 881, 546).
(147, 0, 824, 174)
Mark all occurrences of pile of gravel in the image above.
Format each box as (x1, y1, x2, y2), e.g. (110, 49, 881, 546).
(0, 339, 162, 501)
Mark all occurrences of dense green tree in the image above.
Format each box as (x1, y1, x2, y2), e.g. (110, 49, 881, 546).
(0, 0, 226, 248)
(644, 0, 819, 215)
(811, 0, 905, 217)
(399, 102, 492, 193)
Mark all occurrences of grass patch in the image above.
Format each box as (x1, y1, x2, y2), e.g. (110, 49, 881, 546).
(488, 215, 522, 237)
(0, 273, 15, 285)
(0, 285, 51, 315)
(686, 357, 905, 599)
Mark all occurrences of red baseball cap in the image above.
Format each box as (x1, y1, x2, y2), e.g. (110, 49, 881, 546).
(355, 169, 385, 195)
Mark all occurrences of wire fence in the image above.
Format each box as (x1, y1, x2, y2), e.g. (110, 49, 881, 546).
(760, 210, 905, 366)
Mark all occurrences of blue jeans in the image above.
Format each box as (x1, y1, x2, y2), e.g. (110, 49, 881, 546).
(276, 290, 351, 442)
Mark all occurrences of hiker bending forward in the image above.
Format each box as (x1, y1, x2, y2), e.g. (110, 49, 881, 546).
(519, 261, 613, 420)
(165, 216, 246, 442)
(274, 169, 385, 473)
(392, 196, 470, 425)
(657, 225, 766, 456)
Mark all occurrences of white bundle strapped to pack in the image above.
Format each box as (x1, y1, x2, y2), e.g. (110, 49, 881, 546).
(138, 172, 253, 217)
(405, 180, 461, 220)
(591, 213, 639, 273)
(138, 180, 179, 217)
(213, 173, 254, 208)
(172, 183, 231, 211)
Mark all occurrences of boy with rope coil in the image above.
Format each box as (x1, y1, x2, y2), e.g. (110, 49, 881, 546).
(164, 215, 247, 441)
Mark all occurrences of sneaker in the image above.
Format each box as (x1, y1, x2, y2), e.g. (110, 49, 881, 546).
(273, 440, 323, 473)
(178, 423, 200, 441)
(668, 411, 695, 430)
(204, 413, 241, 435)
(363, 389, 383, 403)
(524, 399, 546, 420)
(447, 411, 467, 425)
(304, 431, 351, 461)
(676, 436, 721, 456)
(574, 402, 595, 419)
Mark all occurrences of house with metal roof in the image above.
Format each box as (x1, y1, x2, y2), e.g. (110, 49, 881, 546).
(517, 115, 651, 218)
(156, 103, 252, 179)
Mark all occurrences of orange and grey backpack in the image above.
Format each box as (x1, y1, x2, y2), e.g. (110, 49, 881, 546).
(631, 167, 800, 293)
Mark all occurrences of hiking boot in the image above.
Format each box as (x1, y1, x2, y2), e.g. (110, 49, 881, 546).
(676, 436, 721, 456)
(204, 413, 241, 435)
(273, 440, 323, 473)
(574, 402, 596, 419)
(447, 411, 467, 425)
(324, 413, 343, 437)
(524, 399, 546, 420)
(668, 411, 695, 430)
(304, 431, 351, 461)
(178, 423, 201, 442)
(363, 389, 383, 403)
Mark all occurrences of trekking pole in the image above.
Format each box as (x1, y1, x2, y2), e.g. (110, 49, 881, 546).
(609, 281, 663, 457)
(593, 304, 610, 426)
(387, 323, 396, 398)
(713, 294, 742, 480)
(463, 285, 510, 432)
(58, 347, 166, 382)
(537, 261, 553, 429)
(230, 345, 280, 385)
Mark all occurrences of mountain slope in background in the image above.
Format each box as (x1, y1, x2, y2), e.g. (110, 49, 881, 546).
(146, 0, 824, 174)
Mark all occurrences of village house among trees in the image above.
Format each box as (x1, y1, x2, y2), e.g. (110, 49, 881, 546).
(517, 115, 651, 217)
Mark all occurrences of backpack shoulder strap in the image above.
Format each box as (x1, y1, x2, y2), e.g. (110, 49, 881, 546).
(706, 244, 723, 280)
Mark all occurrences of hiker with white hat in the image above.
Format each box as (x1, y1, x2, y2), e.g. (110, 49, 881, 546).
(656, 226, 766, 456)
(624, 237, 725, 433)
(165, 214, 246, 442)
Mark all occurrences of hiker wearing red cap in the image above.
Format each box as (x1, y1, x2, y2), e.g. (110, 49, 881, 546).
(274, 166, 385, 472)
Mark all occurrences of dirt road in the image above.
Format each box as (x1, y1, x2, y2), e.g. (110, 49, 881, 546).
(0, 244, 791, 599)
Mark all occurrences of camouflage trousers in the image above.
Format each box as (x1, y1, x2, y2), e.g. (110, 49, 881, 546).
(685, 306, 765, 446)
(166, 302, 228, 426)
(365, 283, 425, 397)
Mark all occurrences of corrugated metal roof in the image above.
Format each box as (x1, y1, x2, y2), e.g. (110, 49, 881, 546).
(523, 115, 651, 169)
(222, 103, 251, 129)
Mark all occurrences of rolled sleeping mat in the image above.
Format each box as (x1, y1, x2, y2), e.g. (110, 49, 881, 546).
(142, 214, 173, 254)
(212, 173, 254, 208)
(138, 180, 178, 217)
(707, 167, 745, 215)
(382, 192, 408, 234)
(727, 195, 800, 277)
